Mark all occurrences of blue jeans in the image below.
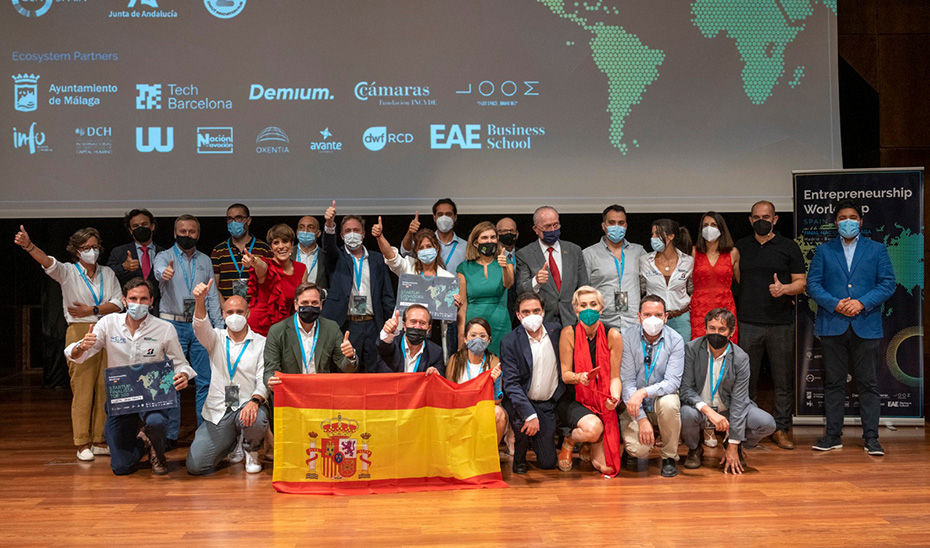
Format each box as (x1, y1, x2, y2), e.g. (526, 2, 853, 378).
(168, 319, 211, 431)
(105, 408, 169, 475)
(667, 312, 691, 341)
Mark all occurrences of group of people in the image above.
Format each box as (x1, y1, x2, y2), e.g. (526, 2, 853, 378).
(13, 197, 896, 477)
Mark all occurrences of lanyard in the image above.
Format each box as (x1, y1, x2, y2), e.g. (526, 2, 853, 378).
(173, 244, 197, 294)
(75, 263, 103, 306)
(294, 315, 319, 374)
(225, 336, 252, 380)
(351, 254, 365, 290)
(709, 343, 731, 403)
(297, 246, 318, 277)
(464, 354, 487, 381)
(642, 339, 664, 382)
(444, 240, 458, 266)
(401, 336, 423, 373)
(612, 248, 625, 288)
(227, 237, 256, 277)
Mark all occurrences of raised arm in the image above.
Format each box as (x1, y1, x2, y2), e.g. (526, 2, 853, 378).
(14, 225, 53, 269)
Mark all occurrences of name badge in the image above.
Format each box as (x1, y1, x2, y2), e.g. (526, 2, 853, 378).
(350, 295, 368, 315)
(182, 299, 196, 322)
(231, 278, 249, 298)
(615, 291, 629, 313)
(224, 384, 240, 409)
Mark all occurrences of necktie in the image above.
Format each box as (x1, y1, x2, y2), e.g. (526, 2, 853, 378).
(547, 247, 561, 293)
(140, 246, 151, 279)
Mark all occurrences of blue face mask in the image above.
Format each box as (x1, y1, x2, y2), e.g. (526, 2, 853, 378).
(650, 237, 666, 253)
(227, 221, 246, 238)
(297, 231, 316, 247)
(417, 248, 438, 264)
(837, 219, 860, 239)
(606, 225, 626, 243)
(465, 337, 490, 354)
(541, 228, 561, 245)
(126, 303, 149, 320)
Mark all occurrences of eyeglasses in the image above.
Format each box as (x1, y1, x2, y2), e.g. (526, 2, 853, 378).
(536, 222, 560, 231)
(78, 245, 101, 252)
(226, 215, 248, 223)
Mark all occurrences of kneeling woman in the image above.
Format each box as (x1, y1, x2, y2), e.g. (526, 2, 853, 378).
(558, 286, 623, 476)
(446, 318, 508, 445)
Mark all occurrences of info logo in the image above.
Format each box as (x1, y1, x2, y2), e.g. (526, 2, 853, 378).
(12, 0, 52, 18)
(204, 0, 245, 19)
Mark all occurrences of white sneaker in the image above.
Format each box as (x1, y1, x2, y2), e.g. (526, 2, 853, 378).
(245, 451, 262, 474)
(76, 448, 94, 461)
(703, 430, 718, 448)
(91, 445, 110, 456)
(228, 433, 245, 464)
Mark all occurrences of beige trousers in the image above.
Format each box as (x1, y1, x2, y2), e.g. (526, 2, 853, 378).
(619, 393, 681, 460)
(66, 323, 107, 446)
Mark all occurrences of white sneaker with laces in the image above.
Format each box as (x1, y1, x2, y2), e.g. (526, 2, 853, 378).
(76, 448, 94, 461)
(228, 433, 245, 464)
(245, 451, 262, 474)
(91, 445, 110, 456)
(703, 429, 718, 448)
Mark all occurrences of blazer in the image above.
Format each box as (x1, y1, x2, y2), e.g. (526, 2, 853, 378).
(806, 236, 896, 339)
(321, 231, 395, 327)
(106, 241, 166, 312)
(515, 240, 589, 326)
(375, 335, 445, 375)
(500, 322, 566, 421)
(290, 246, 329, 290)
(262, 315, 357, 389)
(680, 336, 753, 442)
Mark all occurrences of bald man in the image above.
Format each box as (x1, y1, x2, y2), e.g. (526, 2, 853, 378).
(292, 215, 328, 290)
(188, 280, 269, 475)
(497, 217, 520, 326)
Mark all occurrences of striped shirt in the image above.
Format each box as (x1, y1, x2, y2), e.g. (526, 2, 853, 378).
(210, 236, 273, 299)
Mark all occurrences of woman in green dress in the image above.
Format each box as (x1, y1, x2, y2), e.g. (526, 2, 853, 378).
(456, 221, 513, 355)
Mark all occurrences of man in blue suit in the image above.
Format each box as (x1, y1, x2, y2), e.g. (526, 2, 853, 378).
(321, 201, 396, 373)
(375, 305, 444, 375)
(807, 200, 896, 456)
(500, 293, 565, 474)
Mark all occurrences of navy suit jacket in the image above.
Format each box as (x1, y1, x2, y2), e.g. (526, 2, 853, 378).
(500, 322, 565, 422)
(321, 231, 395, 328)
(807, 236, 895, 339)
(375, 335, 445, 375)
(106, 241, 166, 312)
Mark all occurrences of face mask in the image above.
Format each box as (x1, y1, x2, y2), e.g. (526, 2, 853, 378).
(297, 231, 316, 247)
(227, 221, 246, 238)
(706, 333, 729, 350)
(79, 248, 99, 264)
(578, 308, 600, 326)
(343, 232, 363, 250)
(417, 248, 438, 264)
(540, 228, 561, 246)
(126, 302, 149, 320)
(176, 235, 198, 250)
(466, 337, 490, 354)
(132, 226, 152, 243)
(752, 219, 772, 236)
(642, 315, 665, 337)
(606, 225, 626, 243)
(498, 233, 517, 247)
(297, 305, 321, 324)
(650, 237, 666, 253)
(436, 215, 455, 233)
(702, 226, 721, 242)
(225, 313, 248, 332)
(477, 242, 498, 257)
(837, 219, 860, 239)
(405, 327, 429, 346)
(520, 314, 544, 333)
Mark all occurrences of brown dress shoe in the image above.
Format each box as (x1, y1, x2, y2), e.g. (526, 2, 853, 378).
(771, 430, 795, 450)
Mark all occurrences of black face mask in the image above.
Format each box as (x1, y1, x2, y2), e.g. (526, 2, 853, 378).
(132, 226, 153, 243)
(477, 242, 498, 257)
(176, 235, 198, 250)
(297, 305, 321, 324)
(405, 327, 429, 346)
(498, 233, 517, 247)
(752, 219, 773, 236)
(706, 333, 729, 350)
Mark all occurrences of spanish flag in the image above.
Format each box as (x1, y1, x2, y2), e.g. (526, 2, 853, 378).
(272, 371, 507, 495)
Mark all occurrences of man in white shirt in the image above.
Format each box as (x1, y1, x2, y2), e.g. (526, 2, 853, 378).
(65, 278, 195, 476)
(187, 279, 269, 475)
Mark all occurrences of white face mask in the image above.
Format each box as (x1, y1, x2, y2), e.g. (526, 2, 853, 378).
(343, 232, 363, 250)
(641, 315, 665, 337)
(225, 314, 248, 333)
(79, 248, 99, 264)
(520, 314, 544, 333)
(702, 226, 721, 242)
(436, 215, 455, 233)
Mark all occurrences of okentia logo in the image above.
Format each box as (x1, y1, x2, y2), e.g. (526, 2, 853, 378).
(197, 127, 233, 154)
(13, 122, 51, 154)
(354, 81, 433, 107)
(310, 128, 342, 153)
(256, 126, 289, 154)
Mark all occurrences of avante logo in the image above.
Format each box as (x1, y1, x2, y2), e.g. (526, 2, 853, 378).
(255, 126, 289, 154)
(310, 127, 342, 153)
(12, 73, 39, 112)
(13, 122, 50, 154)
(362, 126, 413, 152)
(249, 84, 333, 102)
(196, 127, 233, 154)
(12, 0, 52, 18)
(136, 127, 173, 153)
(204, 0, 246, 19)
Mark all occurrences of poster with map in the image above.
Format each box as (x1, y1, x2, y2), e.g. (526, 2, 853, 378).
(396, 274, 459, 322)
(105, 360, 179, 416)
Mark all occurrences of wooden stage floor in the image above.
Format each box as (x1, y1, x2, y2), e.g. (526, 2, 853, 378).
(2, 385, 928, 547)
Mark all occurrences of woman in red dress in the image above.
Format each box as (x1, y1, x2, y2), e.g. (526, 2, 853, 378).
(243, 224, 307, 336)
(691, 211, 740, 342)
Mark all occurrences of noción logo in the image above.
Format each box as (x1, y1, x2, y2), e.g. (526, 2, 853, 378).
(197, 127, 233, 154)
(136, 127, 173, 153)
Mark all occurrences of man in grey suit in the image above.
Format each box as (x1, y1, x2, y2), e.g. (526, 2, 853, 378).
(680, 308, 775, 473)
(515, 206, 589, 326)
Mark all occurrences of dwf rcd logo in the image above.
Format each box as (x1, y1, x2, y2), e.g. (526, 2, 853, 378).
(12, 73, 39, 112)
(136, 127, 173, 153)
(255, 127, 289, 154)
(12, 0, 52, 18)
(197, 127, 233, 154)
(136, 84, 161, 109)
(362, 127, 413, 152)
(13, 122, 50, 154)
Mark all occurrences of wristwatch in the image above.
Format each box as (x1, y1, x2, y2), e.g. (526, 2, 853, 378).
(250, 396, 262, 405)
(92, 305, 99, 315)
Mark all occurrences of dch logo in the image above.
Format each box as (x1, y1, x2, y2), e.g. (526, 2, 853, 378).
(136, 84, 161, 110)
(13, 122, 50, 154)
(362, 126, 413, 152)
(196, 127, 233, 154)
(136, 127, 173, 152)
(12, 0, 52, 18)
(204, 0, 246, 19)
(128, 0, 158, 7)
(430, 124, 481, 149)
(12, 74, 39, 112)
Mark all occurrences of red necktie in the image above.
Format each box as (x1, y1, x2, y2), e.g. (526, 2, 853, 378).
(140, 246, 151, 279)
(547, 247, 562, 293)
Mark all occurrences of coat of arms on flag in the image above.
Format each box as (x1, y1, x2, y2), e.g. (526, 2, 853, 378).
(306, 415, 373, 480)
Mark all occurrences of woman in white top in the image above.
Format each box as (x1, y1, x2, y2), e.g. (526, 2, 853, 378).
(15, 225, 122, 462)
(640, 218, 694, 339)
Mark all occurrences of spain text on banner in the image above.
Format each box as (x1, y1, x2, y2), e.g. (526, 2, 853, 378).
(272, 371, 507, 495)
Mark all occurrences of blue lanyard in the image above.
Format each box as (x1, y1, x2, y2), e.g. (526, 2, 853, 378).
(227, 237, 256, 277)
(612, 248, 625, 288)
(297, 246, 318, 277)
(401, 336, 423, 372)
(294, 315, 319, 374)
(464, 354, 487, 381)
(507, 252, 515, 266)
(351, 253, 365, 290)
(444, 240, 458, 265)
(225, 336, 251, 380)
(75, 263, 103, 306)
(709, 343, 731, 402)
(173, 245, 197, 294)
(642, 339, 664, 382)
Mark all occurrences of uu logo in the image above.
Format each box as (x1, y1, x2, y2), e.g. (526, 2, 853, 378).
(136, 127, 173, 153)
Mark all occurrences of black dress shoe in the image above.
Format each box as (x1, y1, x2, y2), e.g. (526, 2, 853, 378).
(864, 438, 884, 456)
(660, 457, 678, 477)
(513, 462, 528, 474)
(684, 446, 703, 469)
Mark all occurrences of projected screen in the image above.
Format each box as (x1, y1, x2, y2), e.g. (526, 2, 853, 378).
(1, 0, 841, 217)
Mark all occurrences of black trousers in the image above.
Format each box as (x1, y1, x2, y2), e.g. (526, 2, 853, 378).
(503, 397, 557, 469)
(345, 319, 379, 373)
(739, 321, 795, 431)
(821, 326, 882, 440)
